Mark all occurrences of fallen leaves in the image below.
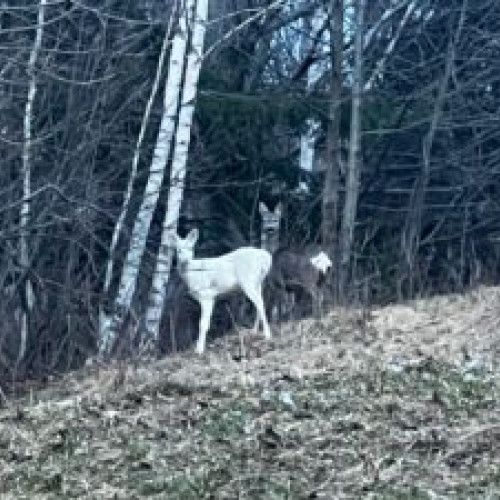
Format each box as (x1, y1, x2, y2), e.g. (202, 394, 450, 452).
(1, 286, 500, 498)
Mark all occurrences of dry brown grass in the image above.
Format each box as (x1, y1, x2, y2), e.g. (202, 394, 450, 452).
(1, 286, 500, 499)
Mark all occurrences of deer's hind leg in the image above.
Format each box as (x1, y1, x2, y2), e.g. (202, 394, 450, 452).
(196, 298, 214, 355)
(241, 283, 271, 340)
(252, 314, 261, 334)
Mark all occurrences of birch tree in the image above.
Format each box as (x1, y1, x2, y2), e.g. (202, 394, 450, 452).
(18, 0, 47, 364)
(339, 0, 365, 298)
(98, 0, 196, 356)
(99, 8, 177, 337)
(143, 0, 209, 347)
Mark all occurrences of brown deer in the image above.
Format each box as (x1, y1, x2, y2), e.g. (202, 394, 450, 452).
(259, 202, 331, 320)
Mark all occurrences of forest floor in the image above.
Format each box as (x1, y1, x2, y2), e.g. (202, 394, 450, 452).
(1, 286, 500, 499)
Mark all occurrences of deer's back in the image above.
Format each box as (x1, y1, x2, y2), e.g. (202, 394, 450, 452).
(271, 248, 320, 288)
(182, 247, 271, 298)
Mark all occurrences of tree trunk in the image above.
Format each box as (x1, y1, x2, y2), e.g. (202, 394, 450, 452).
(322, 0, 343, 298)
(99, 7, 177, 340)
(401, 0, 467, 296)
(339, 0, 365, 299)
(98, 0, 195, 357)
(143, 0, 209, 348)
(18, 0, 46, 365)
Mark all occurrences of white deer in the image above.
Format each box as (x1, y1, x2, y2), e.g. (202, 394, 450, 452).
(174, 228, 272, 354)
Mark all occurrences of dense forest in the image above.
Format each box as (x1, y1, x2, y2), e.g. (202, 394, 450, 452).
(1, 0, 499, 385)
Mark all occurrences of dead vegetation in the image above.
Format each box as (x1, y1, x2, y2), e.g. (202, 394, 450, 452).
(1, 286, 500, 499)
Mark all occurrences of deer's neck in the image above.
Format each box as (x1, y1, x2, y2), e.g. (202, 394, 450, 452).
(177, 259, 193, 279)
(261, 230, 280, 254)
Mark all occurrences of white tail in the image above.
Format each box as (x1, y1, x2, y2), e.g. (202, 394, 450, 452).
(174, 228, 272, 354)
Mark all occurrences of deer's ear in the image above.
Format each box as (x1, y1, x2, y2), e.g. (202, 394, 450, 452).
(274, 203, 282, 216)
(259, 202, 269, 215)
(187, 228, 199, 244)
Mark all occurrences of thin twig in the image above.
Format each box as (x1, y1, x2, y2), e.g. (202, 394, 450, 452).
(203, 0, 287, 60)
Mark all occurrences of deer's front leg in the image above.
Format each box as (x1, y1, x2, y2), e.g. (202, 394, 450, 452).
(252, 315, 261, 334)
(196, 298, 214, 355)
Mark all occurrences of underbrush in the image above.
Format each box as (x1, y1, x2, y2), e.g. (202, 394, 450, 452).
(1, 355, 499, 499)
(2, 287, 500, 499)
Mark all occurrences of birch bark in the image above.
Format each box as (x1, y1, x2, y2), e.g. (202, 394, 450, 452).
(143, 0, 208, 346)
(99, 7, 177, 339)
(18, 0, 46, 364)
(98, 0, 195, 356)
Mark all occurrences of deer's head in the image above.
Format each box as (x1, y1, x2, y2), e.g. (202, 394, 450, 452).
(259, 202, 281, 253)
(175, 228, 199, 264)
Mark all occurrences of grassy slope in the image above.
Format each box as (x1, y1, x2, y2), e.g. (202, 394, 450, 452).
(1, 286, 500, 499)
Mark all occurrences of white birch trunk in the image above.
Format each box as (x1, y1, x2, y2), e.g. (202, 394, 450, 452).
(98, 0, 196, 356)
(143, 0, 208, 345)
(99, 9, 176, 338)
(18, 0, 46, 364)
(339, 0, 364, 294)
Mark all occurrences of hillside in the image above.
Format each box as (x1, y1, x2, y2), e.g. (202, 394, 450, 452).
(1, 287, 500, 499)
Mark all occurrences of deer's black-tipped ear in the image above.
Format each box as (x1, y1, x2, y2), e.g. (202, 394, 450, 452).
(259, 202, 269, 215)
(187, 228, 199, 244)
(274, 203, 282, 216)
